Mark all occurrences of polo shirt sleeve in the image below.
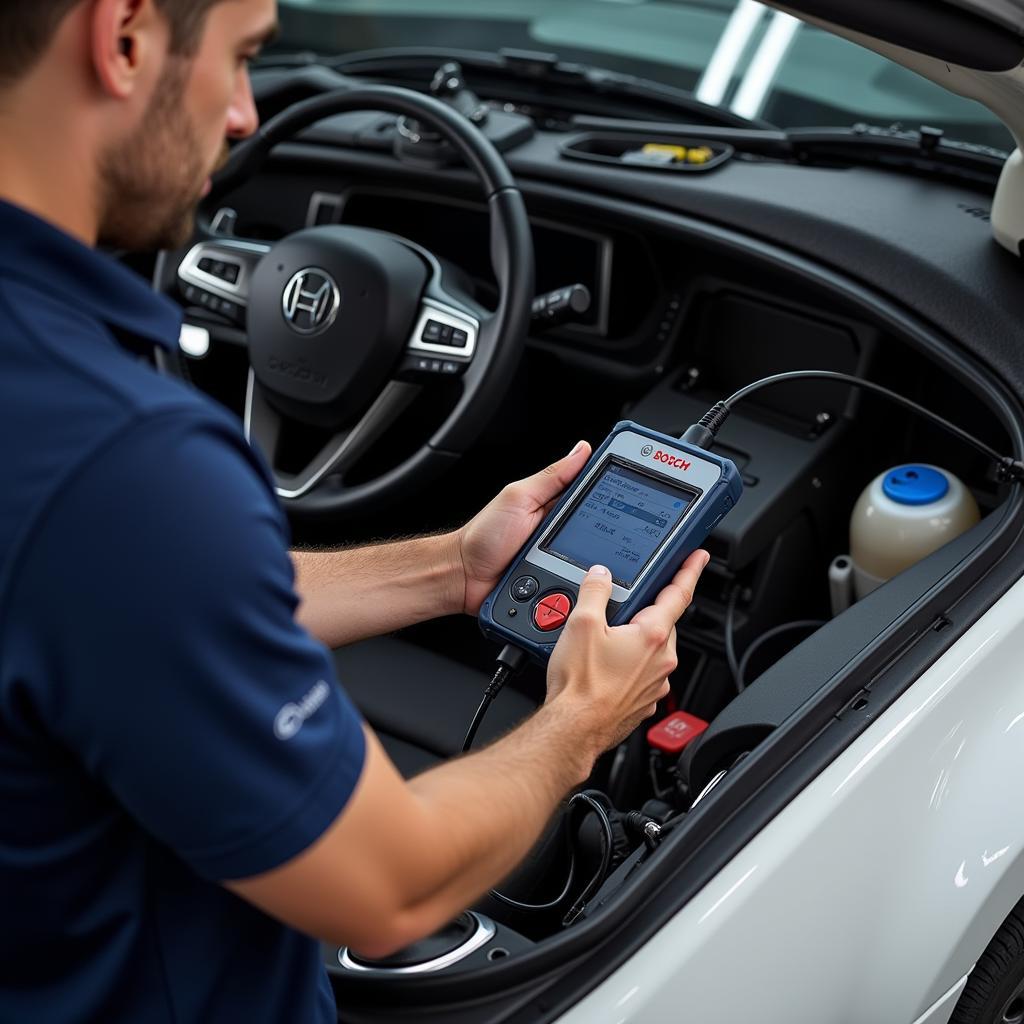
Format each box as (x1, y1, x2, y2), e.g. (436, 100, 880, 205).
(10, 409, 367, 881)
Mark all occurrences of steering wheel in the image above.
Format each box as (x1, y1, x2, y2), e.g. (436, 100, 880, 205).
(155, 86, 534, 517)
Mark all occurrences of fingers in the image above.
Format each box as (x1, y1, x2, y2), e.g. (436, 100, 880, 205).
(514, 440, 592, 510)
(571, 564, 613, 626)
(633, 549, 710, 630)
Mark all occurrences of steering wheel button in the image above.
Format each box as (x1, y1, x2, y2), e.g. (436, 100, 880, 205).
(511, 576, 539, 602)
(422, 320, 442, 342)
(450, 328, 468, 348)
(533, 592, 572, 631)
(438, 323, 453, 343)
(441, 361, 460, 375)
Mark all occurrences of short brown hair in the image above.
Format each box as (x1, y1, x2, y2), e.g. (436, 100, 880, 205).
(0, 0, 222, 85)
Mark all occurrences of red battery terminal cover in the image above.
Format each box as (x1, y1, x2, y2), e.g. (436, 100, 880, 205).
(646, 710, 709, 755)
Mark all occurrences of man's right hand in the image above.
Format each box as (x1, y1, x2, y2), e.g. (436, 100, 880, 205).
(546, 549, 711, 758)
(226, 548, 710, 959)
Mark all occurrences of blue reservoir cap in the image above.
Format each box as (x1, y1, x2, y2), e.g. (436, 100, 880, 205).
(882, 464, 949, 506)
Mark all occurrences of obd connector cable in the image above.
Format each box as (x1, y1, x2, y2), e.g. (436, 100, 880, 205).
(680, 369, 1024, 483)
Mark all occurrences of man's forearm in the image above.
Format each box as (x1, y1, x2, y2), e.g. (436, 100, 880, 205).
(291, 534, 465, 648)
(225, 699, 601, 958)
(392, 699, 596, 939)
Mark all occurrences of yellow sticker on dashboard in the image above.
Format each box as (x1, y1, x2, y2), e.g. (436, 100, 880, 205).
(641, 143, 688, 161)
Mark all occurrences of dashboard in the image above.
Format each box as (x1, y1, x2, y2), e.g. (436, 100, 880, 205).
(229, 82, 1024, 391)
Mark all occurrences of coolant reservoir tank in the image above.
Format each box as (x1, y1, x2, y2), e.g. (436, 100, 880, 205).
(849, 464, 979, 599)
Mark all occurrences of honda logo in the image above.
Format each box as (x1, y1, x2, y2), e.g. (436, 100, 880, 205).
(281, 268, 340, 336)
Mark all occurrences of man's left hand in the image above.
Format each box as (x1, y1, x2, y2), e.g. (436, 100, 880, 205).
(455, 441, 592, 616)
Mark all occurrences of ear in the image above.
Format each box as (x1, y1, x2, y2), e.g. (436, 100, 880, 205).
(89, 0, 167, 100)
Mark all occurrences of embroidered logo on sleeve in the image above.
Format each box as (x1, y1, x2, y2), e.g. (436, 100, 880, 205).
(274, 680, 331, 740)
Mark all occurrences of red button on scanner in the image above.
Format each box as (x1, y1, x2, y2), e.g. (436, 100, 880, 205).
(533, 592, 572, 632)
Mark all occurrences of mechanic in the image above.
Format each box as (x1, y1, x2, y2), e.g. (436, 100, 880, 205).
(0, 1, 710, 1020)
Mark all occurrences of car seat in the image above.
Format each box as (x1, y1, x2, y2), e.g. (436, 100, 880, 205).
(334, 636, 538, 777)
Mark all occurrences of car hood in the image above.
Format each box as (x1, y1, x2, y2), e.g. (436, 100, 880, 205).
(763, 0, 1024, 255)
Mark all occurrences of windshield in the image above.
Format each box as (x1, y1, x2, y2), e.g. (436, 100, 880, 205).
(275, 0, 1013, 150)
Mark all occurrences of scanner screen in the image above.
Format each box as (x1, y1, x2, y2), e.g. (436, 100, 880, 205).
(542, 460, 700, 587)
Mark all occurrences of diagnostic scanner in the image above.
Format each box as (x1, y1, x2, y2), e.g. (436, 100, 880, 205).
(479, 422, 742, 662)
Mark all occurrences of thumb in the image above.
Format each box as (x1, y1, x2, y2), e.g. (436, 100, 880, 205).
(574, 564, 613, 619)
(521, 440, 592, 509)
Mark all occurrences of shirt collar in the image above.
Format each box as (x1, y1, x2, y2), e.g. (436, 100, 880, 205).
(0, 199, 182, 351)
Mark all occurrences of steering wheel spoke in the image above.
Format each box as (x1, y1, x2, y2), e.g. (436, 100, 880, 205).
(177, 237, 270, 327)
(244, 370, 421, 499)
(396, 297, 481, 382)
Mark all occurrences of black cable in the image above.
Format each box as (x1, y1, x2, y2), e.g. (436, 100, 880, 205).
(489, 792, 613, 920)
(624, 810, 664, 851)
(648, 749, 669, 801)
(681, 369, 1024, 481)
(723, 586, 743, 694)
(488, 809, 579, 914)
(560, 794, 613, 927)
(461, 644, 527, 752)
(463, 650, 613, 920)
(736, 619, 825, 690)
(461, 665, 511, 753)
(724, 371, 1002, 460)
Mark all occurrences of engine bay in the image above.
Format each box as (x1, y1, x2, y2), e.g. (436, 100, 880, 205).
(319, 251, 1009, 972)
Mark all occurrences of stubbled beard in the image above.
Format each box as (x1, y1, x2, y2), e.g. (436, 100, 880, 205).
(97, 58, 206, 252)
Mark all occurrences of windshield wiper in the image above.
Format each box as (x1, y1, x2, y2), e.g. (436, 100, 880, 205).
(571, 114, 1007, 185)
(787, 123, 1008, 185)
(255, 46, 773, 131)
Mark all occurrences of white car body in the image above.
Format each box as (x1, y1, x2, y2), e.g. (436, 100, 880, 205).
(563, 570, 1024, 1023)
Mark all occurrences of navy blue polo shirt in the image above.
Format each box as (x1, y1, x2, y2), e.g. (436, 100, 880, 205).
(0, 200, 367, 1022)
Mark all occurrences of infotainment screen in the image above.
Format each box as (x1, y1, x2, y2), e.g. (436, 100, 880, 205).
(540, 460, 700, 587)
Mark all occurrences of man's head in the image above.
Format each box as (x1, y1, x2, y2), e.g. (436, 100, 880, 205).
(0, 0, 277, 249)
